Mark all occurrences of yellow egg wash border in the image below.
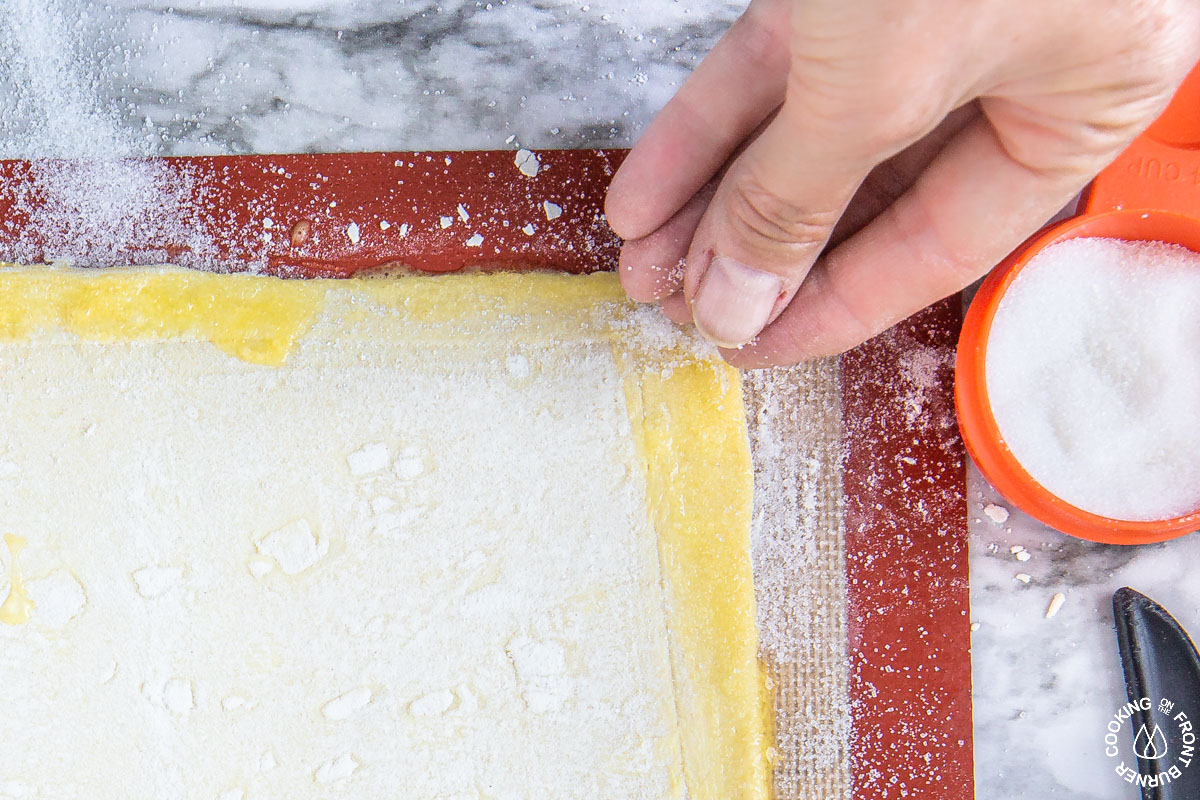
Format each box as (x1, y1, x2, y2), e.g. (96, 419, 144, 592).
(616, 349, 773, 800)
(0, 265, 772, 799)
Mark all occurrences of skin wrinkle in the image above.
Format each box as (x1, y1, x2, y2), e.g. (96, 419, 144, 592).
(724, 180, 840, 260)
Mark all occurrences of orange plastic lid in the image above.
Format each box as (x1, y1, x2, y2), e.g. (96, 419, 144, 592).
(956, 63, 1200, 544)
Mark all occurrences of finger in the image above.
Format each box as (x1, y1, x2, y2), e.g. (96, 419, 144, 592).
(604, 0, 790, 240)
(618, 182, 716, 302)
(681, 96, 887, 348)
(616, 113, 781, 304)
(660, 292, 692, 325)
(725, 115, 1093, 368)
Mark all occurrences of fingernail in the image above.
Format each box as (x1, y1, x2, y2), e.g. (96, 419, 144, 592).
(691, 256, 783, 348)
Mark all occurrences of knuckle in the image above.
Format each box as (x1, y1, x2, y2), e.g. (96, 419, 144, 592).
(726, 179, 839, 251)
(881, 100, 946, 149)
(998, 128, 1108, 177)
(738, 5, 790, 71)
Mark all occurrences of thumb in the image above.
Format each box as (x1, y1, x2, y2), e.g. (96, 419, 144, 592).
(683, 98, 900, 348)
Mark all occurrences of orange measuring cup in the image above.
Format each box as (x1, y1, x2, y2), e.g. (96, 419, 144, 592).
(956, 63, 1200, 545)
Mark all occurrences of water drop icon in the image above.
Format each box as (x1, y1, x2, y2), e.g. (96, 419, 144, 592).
(1134, 723, 1169, 761)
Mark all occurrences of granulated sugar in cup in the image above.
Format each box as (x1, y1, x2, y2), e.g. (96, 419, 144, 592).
(987, 238, 1200, 520)
(956, 63, 1200, 544)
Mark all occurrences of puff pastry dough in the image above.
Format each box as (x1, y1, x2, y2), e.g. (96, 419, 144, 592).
(0, 268, 770, 799)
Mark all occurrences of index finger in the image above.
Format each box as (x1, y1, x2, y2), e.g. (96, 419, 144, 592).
(604, 1, 790, 241)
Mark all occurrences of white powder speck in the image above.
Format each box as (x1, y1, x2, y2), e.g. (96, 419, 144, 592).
(439, 216, 453, 229)
(1045, 592, 1067, 619)
(515, 148, 541, 178)
(379, 220, 391, 231)
(0, 781, 31, 798)
(262, 218, 274, 230)
(506, 354, 531, 379)
(163, 678, 194, 714)
(254, 519, 325, 575)
(1015, 551, 1032, 563)
(456, 203, 470, 222)
(507, 636, 570, 713)
(322, 687, 372, 720)
(456, 684, 478, 713)
(347, 442, 390, 475)
(522, 223, 536, 236)
(97, 661, 118, 685)
(393, 449, 426, 480)
(408, 689, 456, 717)
(132, 566, 182, 598)
(1015, 573, 1032, 584)
(465, 233, 484, 248)
(370, 496, 396, 514)
(25, 569, 86, 628)
(398, 223, 409, 237)
(345, 222, 361, 244)
(314, 753, 359, 784)
(986, 238, 1200, 521)
(374, 507, 423, 537)
(983, 504, 1010, 524)
(543, 201, 563, 220)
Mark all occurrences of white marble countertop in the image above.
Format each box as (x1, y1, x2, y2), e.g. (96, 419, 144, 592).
(3, 3, 1197, 798)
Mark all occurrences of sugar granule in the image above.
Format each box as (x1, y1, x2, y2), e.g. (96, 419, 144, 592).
(986, 237, 1200, 521)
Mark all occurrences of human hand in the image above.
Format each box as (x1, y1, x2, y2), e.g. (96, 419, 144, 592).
(605, 0, 1200, 367)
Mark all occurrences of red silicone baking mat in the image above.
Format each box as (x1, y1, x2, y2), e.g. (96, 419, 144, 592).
(0, 149, 973, 798)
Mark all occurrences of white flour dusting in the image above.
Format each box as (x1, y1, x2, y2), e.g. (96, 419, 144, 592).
(0, 280, 702, 797)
